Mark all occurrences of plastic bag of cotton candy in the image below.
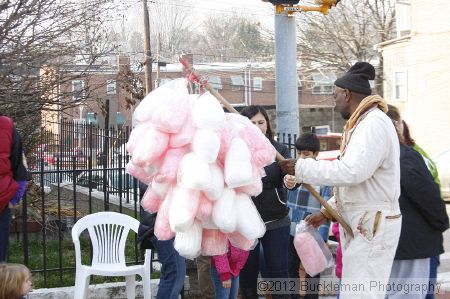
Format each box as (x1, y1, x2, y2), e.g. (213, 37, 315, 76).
(125, 79, 275, 258)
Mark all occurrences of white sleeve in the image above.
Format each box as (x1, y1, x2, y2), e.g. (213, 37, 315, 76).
(295, 116, 390, 186)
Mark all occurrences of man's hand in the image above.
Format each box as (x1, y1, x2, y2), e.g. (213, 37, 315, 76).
(283, 175, 297, 189)
(278, 158, 296, 175)
(222, 279, 232, 288)
(305, 212, 328, 227)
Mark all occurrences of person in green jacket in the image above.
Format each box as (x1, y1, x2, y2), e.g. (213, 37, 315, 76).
(387, 104, 443, 299)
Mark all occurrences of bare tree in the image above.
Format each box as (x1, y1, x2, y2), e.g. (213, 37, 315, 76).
(295, 0, 396, 94)
(194, 14, 274, 62)
(0, 0, 125, 149)
(148, 0, 195, 62)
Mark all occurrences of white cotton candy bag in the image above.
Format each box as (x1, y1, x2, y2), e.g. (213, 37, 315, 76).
(192, 92, 226, 130)
(224, 137, 253, 188)
(174, 221, 203, 259)
(192, 129, 220, 163)
(235, 193, 266, 240)
(168, 186, 200, 232)
(178, 153, 211, 190)
(204, 163, 224, 201)
(212, 188, 237, 233)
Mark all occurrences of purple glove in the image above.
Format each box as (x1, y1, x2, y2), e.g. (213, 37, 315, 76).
(10, 180, 26, 206)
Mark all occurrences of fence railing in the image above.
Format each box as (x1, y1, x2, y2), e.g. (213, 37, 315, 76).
(10, 120, 153, 288)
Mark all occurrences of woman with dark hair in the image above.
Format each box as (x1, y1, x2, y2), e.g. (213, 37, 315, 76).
(239, 105, 292, 299)
(386, 105, 449, 299)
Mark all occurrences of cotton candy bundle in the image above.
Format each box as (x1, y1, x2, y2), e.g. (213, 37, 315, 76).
(192, 92, 226, 131)
(196, 193, 214, 223)
(125, 161, 154, 185)
(204, 163, 224, 201)
(131, 126, 169, 166)
(294, 221, 334, 277)
(178, 153, 211, 190)
(134, 79, 188, 124)
(235, 193, 266, 240)
(168, 186, 200, 232)
(126, 79, 279, 258)
(211, 188, 237, 233)
(228, 231, 258, 251)
(154, 193, 175, 241)
(224, 138, 253, 188)
(141, 187, 163, 213)
(169, 113, 196, 148)
(155, 146, 190, 183)
(201, 229, 228, 256)
(192, 129, 220, 163)
(174, 221, 203, 259)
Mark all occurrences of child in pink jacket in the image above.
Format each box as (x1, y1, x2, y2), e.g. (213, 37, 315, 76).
(210, 241, 249, 299)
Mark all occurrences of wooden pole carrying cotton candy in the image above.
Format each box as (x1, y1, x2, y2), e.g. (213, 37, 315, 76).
(174, 221, 203, 259)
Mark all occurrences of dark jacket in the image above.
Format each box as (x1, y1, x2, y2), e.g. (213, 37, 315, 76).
(395, 145, 449, 260)
(252, 140, 291, 225)
(137, 182, 156, 249)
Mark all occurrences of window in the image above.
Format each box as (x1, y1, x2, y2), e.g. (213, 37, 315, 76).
(86, 112, 98, 125)
(72, 80, 85, 101)
(106, 80, 116, 94)
(208, 76, 223, 90)
(253, 77, 263, 91)
(312, 73, 336, 95)
(396, 1, 411, 37)
(394, 71, 407, 101)
(230, 75, 244, 91)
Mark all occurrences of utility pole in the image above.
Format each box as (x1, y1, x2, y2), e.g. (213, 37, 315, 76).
(268, 1, 339, 136)
(156, 33, 161, 88)
(143, 0, 152, 94)
(274, 5, 299, 137)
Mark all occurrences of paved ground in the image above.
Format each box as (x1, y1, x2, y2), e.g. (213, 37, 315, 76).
(184, 205, 450, 299)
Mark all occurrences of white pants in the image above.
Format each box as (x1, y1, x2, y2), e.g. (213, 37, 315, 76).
(339, 209, 402, 299)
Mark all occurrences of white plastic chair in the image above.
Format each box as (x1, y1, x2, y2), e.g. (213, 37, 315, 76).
(71, 211, 151, 299)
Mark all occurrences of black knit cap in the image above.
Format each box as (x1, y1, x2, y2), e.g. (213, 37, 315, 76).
(334, 62, 375, 95)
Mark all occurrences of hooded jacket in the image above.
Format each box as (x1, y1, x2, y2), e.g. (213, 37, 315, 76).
(395, 145, 449, 259)
(252, 140, 291, 226)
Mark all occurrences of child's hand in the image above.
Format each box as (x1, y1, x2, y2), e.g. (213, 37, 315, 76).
(222, 279, 232, 288)
(284, 175, 297, 189)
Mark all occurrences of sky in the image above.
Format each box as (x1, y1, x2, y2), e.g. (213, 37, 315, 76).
(122, 0, 276, 35)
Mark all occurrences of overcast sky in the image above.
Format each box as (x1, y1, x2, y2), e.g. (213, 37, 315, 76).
(121, 0, 275, 35)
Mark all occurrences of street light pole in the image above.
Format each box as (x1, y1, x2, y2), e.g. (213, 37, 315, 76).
(275, 5, 299, 137)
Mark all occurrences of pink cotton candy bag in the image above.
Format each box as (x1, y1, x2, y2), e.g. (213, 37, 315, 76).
(293, 220, 334, 277)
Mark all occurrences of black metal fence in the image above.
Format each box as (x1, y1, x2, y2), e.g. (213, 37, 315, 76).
(10, 120, 151, 288)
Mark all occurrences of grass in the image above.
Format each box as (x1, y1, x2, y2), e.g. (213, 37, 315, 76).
(8, 233, 160, 289)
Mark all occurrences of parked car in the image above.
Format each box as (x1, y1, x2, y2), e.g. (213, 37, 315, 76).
(434, 149, 450, 199)
(317, 133, 342, 151)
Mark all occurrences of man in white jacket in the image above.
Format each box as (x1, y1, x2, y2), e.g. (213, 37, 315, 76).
(279, 62, 402, 299)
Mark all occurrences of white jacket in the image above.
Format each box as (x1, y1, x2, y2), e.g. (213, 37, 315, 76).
(295, 108, 400, 214)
